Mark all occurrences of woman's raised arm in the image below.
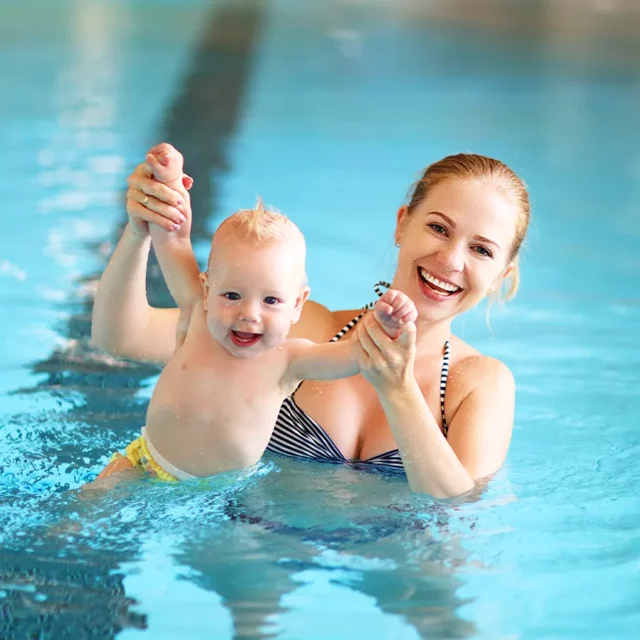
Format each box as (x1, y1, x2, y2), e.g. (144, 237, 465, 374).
(91, 158, 191, 364)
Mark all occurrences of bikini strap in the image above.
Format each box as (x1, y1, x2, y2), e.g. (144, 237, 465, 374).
(331, 281, 451, 437)
(440, 339, 451, 436)
(330, 281, 390, 342)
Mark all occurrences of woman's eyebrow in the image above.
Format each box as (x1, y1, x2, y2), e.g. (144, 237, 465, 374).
(475, 235, 501, 249)
(429, 211, 456, 227)
(429, 212, 501, 250)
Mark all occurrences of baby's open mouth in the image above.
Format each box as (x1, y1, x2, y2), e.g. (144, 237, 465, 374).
(230, 331, 262, 347)
(418, 267, 462, 297)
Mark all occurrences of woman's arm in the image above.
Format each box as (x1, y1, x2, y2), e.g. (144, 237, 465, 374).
(91, 157, 190, 363)
(91, 222, 180, 363)
(356, 315, 514, 499)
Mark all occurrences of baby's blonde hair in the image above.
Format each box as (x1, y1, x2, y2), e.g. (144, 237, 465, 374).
(208, 198, 307, 282)
(216, 197, 291, 242)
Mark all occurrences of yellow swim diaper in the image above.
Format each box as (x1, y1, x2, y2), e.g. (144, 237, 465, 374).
(112, 435, 178, 482)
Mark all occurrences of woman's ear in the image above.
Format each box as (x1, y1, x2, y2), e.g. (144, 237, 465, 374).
(199, 273, 210, 310)
(488, 261, 514, 296)
(395, 205, 410, 246)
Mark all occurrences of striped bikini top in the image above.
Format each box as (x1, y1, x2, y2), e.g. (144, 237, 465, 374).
(266, 282, 451, 473)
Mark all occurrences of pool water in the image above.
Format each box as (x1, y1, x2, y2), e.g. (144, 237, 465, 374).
(1, 0, 639, 638)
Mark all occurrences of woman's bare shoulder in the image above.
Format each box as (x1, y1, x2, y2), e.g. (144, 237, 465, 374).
(288, 301, 362, 343)
(448, 335, 515, 396)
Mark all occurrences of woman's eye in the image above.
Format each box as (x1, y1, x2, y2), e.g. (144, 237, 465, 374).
(264, 296, 279, 305)
(473, 246, 493, 258)
(224, 292, 241, 300)
(429, 223, 447, 235)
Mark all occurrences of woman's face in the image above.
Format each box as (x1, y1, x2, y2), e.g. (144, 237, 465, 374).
(393, 178, 518, 324)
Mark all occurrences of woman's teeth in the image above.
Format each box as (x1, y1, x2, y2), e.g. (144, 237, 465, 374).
(418, 267, 461, 295)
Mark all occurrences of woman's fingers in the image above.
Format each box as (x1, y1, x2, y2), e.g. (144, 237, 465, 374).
(127, 166, 184, 208)
(356, 321, 379, 359)
(362, 313, 392, 351)
(396, 320, 417, 348)
(129, 189, 185, 225)
(182, 174, 194, 190)
(126, 196, 182, 233)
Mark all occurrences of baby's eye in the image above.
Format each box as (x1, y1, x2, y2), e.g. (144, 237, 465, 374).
(428, 223, 447, 235)
(264, 296, 279, 305)
(473, 246, 493, 258)
(224, 292, 241, 301)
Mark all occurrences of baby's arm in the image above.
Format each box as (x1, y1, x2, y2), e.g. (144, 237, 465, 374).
(285, 289, 417, 384)
(285, 335, 360, 384)
(146, 144, 202, 313)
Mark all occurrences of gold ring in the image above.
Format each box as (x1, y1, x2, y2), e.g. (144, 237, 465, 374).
(142, 195, 149, 206)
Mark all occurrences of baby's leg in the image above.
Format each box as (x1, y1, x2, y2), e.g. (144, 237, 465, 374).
(82, 456, 142, 491)
(96, 455, 136, 479)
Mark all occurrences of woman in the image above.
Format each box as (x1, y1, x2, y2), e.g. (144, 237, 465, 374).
(92, 147, 530, 499)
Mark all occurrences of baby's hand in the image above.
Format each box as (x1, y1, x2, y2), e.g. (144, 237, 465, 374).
(373, 289, 418, 339)
(145, 143, 185, 187)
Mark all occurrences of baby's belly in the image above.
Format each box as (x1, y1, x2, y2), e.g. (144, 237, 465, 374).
(146, 402, 277, 476)
(143, 344, 284, 476)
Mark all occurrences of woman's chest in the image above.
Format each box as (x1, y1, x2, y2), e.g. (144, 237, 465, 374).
(293, 372, 444, 461)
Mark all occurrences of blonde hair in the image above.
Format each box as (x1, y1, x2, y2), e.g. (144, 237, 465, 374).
(407, 153, 530, 301)
(217, 196, 290, 242)
(208, 198, 307, 283)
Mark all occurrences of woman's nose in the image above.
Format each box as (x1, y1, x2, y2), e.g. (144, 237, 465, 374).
(435, 241, 465, 272)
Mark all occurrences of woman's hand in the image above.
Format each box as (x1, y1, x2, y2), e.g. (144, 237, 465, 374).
(356, 311, 417, 393)
(125, 145, 194, 238)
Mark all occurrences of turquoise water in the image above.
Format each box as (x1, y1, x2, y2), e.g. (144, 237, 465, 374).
(1, 0, 639, 638)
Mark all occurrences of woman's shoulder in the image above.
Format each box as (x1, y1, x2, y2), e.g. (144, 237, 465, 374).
(289, 301, 362, 343)
(448, 335, 515, 396)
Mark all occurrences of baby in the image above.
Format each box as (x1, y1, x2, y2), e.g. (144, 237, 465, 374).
(95, 145, 417, 483)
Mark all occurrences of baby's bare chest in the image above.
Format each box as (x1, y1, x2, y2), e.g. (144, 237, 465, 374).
(151, 339, 289, 424)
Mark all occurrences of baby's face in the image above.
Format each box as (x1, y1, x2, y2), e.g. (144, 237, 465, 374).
(203, 239, 308, 359)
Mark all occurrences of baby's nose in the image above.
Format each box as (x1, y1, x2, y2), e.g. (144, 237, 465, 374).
(238, 301, 260, 322)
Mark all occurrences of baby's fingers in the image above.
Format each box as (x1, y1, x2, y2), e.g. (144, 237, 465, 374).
(146, 152, 166, 174)
(392, 299, 418, 323)
(375, 301, 394, 319)
(379, 289, 400, 307)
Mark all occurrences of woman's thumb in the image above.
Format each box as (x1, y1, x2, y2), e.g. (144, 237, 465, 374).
(397, 321, 416, 348)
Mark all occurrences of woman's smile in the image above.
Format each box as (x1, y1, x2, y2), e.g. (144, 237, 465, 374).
(417, 266, 463, 299)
